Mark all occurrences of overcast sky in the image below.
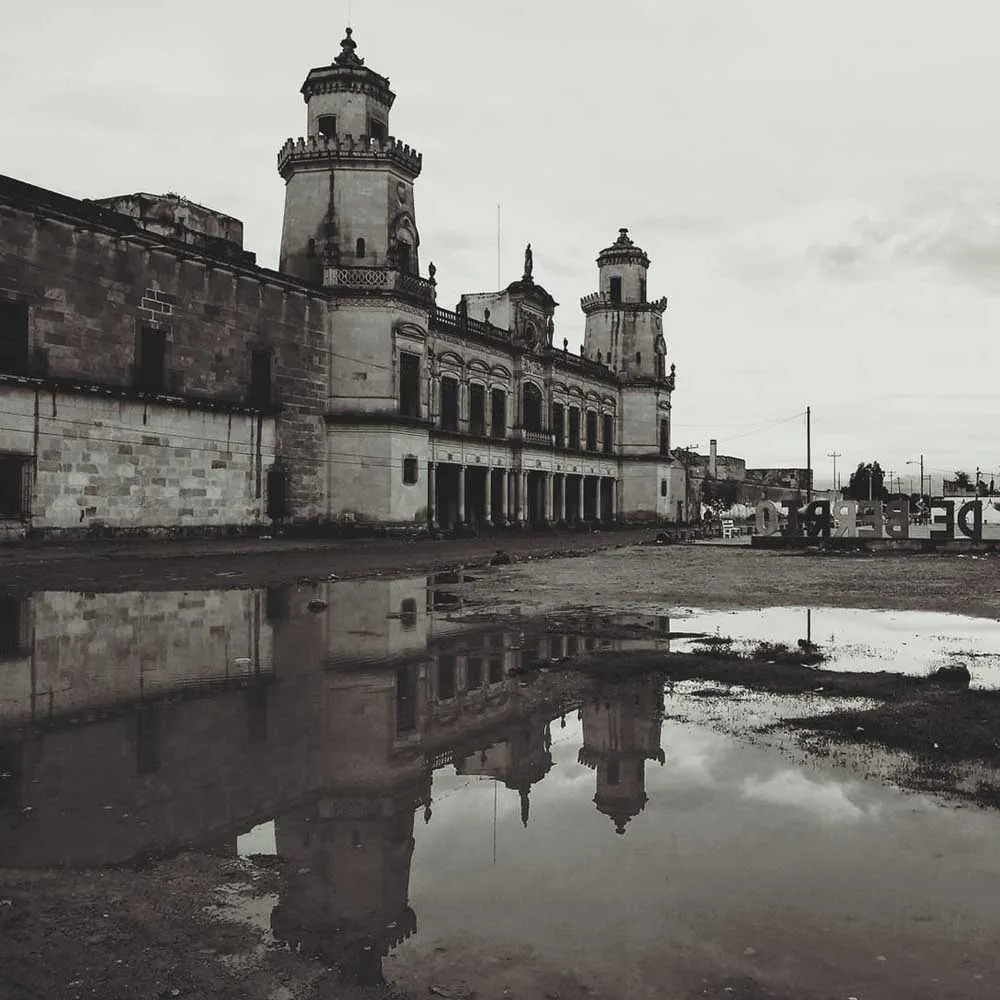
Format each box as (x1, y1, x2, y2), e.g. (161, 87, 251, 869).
(3, 0, 998, 489)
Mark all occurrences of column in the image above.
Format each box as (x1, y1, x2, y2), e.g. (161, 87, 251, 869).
(428, 461, 438, 527)
(545, 473, 554, 524)
(519, 470, 528, 525)
(595, 476, 602, 523)
(484, 468, 493, 527)
(577, 475, 585, 523)
(608, 477, 616, 521)
(500, 468, 509, 525)
(507, 468, 515, 525)
(458, 465, 466, 525)
(615, 477, 624, 523)
(559, 474, 567, 522)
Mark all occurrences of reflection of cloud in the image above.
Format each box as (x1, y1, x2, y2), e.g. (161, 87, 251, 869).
(741, 770, 874, 823)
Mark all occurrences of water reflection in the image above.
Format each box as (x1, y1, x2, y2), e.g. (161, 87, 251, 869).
(0, 573, 670, 981)
(2, 578, 1000, 994)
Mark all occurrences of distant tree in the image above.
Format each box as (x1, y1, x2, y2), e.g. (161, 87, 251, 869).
(844, 462, 888, 501)
(953, 470, 973, 492)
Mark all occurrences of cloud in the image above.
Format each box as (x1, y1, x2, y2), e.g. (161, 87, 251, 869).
(741, 770, 876, 823)
(806, 189, 1000, 290)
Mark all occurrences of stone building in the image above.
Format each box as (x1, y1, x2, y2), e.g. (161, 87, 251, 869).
(0, 27, 686, 538)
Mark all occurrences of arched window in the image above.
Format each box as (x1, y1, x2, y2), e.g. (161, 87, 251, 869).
(356, 237, 366, 258)
(523, 383, 543, 432)
(635, 352, 642, 366)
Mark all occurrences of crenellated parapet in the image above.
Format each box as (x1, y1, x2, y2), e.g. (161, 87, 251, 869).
(580, 291, 667, 315)
(277, 134, 422, 180)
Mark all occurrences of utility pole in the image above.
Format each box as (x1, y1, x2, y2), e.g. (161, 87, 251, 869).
(806, 406, 812, 502)
(828, 451, 841, 497)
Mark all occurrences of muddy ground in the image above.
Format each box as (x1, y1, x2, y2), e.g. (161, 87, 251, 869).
(3, 537, 1000, 999)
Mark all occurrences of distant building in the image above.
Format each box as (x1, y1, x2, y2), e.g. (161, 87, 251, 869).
(0, 28, 689, 538)
(676, 439, 811, 517)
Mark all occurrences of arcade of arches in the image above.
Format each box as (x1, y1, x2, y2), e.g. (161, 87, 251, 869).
(428, 465, 616, 530)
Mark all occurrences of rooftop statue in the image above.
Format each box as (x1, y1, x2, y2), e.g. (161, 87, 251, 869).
(523, 243, 533, 281)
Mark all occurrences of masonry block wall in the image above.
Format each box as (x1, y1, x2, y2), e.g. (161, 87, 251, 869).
(0, 177, 331, 527)
(0, 384, 275, 536)
(0, 589, 272, 725)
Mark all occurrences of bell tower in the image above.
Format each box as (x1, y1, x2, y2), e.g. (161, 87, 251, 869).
(581, 229, 668, 381)
(277, 28, 424, 283)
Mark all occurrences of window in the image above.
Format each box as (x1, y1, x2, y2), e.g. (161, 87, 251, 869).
(523, 383, 543, 432)
(249, 349, 272, 407)
(369, 118, 387, 142)
(639, 278, 646, 303)
(440, 377, 459, 431)
(135, 326, 166, 392)
(569, 407, 581, 450)
(400, 597, 417, 629)
(552, 403, 565, 448)
(659, 418, 669, 456)
(585, 411, 598, 451)
(356, 237, 366, 257)
(469, 383, 486, 436)
(396, 243, 411, 272)
(399, 352, 420, 417)
(467, 656, 483, 690)
(306, 238, 316, 258)
(0, 454, 27, 522)
(656, 355, 665, 379)
(402, 456, 418, 485)
(609, 276, 622, 303)
(0, 596, 28, 659)
(438, 655, 456, 700)
(488, 658, 503, 684)
(266, 459, 288, 520)
(491, 388, 506, 438)
(0, 300, 29, 376)
(603, 414, 614, 454)
(396, 667, 416, 733)
(661, 478, 667, 497)
(0, 456, 29, 519)
(635, 352, 642, 366)
(318, 114, 337, 138)
(265, 586, 288, 623)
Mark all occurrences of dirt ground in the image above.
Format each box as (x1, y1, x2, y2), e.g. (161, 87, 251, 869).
(3, 537, 1000, 999)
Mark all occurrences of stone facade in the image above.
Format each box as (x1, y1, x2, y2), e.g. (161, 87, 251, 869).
(0, 589, 271, 725)
(0, 26, 692, 538)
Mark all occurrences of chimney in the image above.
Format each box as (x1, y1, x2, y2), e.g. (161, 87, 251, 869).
(709, 439, 718, 478)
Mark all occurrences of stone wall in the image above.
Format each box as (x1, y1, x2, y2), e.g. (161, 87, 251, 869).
(0, 589, 272, 725)
(0, 383, 275, 536)
(326, 423, 430, 524)
(0, 179, 330, 523)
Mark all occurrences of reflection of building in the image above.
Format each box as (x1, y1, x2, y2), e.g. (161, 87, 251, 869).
(0, 589, 272, 726)
(454, 713, 554, 826)
(0, 574, 674, 981)
(578, 675, 666, 835)
(271, 775, 429, 984)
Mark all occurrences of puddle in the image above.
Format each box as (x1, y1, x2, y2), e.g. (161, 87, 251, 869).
(669, 607, 1000, 687)
(2, 575, 1000, 997)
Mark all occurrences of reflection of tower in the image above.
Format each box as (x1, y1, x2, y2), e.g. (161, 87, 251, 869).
(270, 774, 430, 984)
(578, 675, 666, 835)
(454, 714, 554, 826)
